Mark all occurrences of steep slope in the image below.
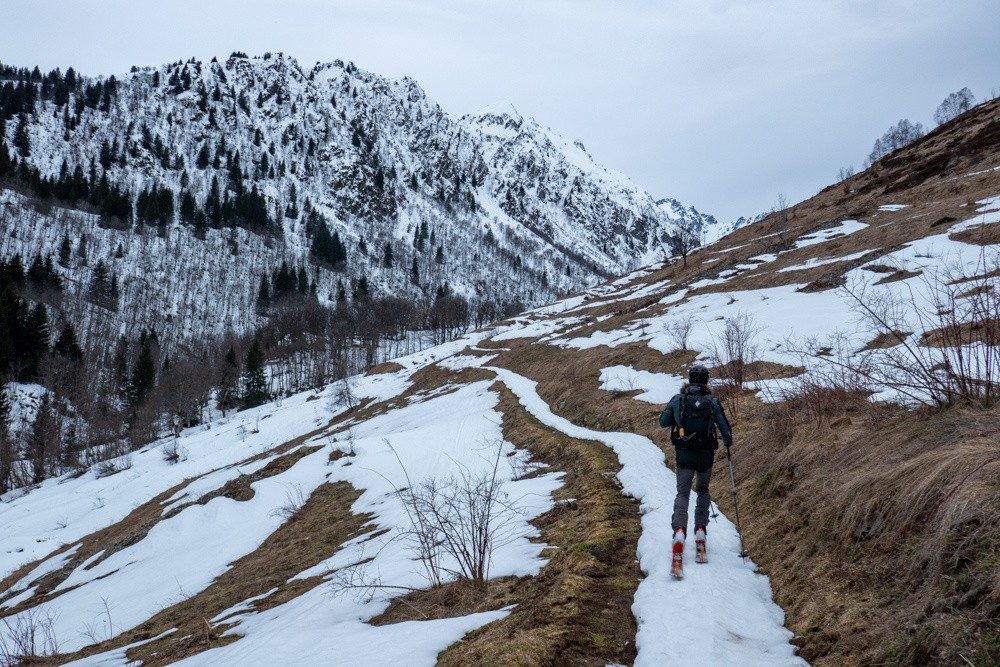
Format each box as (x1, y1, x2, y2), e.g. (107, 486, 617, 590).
(0, 53, 704, 348)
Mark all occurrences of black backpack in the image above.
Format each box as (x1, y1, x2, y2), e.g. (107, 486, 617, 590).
(672, 389, 718, 450)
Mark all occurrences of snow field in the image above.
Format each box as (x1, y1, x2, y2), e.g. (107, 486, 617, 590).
(5, 360, 562, 664)
(490, 368, 805, 666)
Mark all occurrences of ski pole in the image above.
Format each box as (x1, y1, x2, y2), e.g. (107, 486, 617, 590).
(726, 446, 749, 560)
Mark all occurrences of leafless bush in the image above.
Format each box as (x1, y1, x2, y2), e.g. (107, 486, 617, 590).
(162, 440, 186, 464)
(332, 376, 357, 409)
(665, 315, 695, 351)
(390, 439, 524, 586)
(271, 483, 309, 519)
(81, 596, 116, 645)
(836, 255, 1000, 407)
(94, 454, 132, 478)
(772, 194, 792, 249)
(707, 312, 761, 425)
(0, 608, 60, 665)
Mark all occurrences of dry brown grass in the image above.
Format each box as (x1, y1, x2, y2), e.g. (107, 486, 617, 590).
(366, 360, 406, 375)
(729, 391, 1000, 666)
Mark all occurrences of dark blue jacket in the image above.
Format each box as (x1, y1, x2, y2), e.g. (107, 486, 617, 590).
(659, 385, 732, 471)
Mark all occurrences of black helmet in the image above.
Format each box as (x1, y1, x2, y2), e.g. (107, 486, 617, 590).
(688, 364, 710, 385)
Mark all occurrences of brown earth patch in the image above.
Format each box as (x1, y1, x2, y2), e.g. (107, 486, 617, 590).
(366, 361, 407, 375)
(862, 264, 898, 274)
(875, 269, 922, 285)
(860, 330, 912, 351)
(371, 577, 523, 627)
(173, 444, 323, 511)
(950, 222, 1000, 246)
(919, 318, 1000, 348)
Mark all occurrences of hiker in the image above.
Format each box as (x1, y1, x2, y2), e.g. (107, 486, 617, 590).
(659, 364, 732, 575)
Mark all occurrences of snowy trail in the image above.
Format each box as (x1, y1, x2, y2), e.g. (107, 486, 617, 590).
(490, 367, 806, 666)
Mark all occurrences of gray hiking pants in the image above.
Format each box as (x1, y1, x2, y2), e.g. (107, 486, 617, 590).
(672, 465, 713, 532)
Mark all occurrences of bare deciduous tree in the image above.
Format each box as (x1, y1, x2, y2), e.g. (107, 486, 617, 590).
(668, 218, 701, 268)
(866, 119, 925, 166)
(933, 87, 976, 126)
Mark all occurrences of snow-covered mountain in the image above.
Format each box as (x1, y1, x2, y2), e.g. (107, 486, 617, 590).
(1, 53, 707, 347)
(654, 197, 719, 243)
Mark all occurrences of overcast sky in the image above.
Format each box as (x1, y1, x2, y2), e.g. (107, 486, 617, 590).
(3, 0, 998, 222)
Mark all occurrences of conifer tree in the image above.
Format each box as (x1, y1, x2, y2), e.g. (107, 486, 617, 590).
(411, 257, 420, 285)
(297, 266, 308, 294)
(0, 386, 10, 493)
(53, 322, 84, 362)
(129, 342, 157, 406)
(58, 235, 72, 268)
(196, 142, 211, 169)
(241, 339, 268, 408)
(29, 394, 57, 484)
(14, 113, 31, 158)
(383, 241, 394, 268)
(257, 274, 270, 308)
(353, 276, 370, 302)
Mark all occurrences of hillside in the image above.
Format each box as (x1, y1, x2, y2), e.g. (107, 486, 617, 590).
(2, 94, 999, 666)
(0, 53, 719, 350)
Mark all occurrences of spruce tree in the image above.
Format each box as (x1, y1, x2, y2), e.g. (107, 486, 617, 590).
(29, 394, 56, 484)
(129, 343, 157, 406)
(257, 274, 270, 308)
(196, 143, 211, 169)
(241, 339, 268, 408)
(14, 113, 31, 158)
(53, 322, 83, 362)
(383, 241, 394, 268)
(58, 235, 72, 268)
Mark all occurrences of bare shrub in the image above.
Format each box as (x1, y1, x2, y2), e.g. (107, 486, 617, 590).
(81, 596, 116, 645)
(664, 315, 695, 351)
(162, 440, 186, 464)
(772, 194, 792, 249)
(836, 254, 1000, 407)
(332, 441, 523, 595)
(94, 454, 133, 478)
(353, 439, 525, 590)
(708, 311, 761, 424)
(667, 218, 701, 268)
(0, 608, 60, 665)
(271, 483, 309, 519)
(332, 376, 357, 409)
